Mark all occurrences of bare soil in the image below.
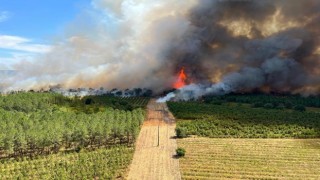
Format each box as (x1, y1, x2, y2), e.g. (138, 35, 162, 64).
(127, 99, 181, 180)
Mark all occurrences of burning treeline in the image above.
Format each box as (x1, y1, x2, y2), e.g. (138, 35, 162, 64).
(1, 0, 320, 100)
(161, 0, 320, 101)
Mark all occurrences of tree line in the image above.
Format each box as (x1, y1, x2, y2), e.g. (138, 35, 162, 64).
(204, 94, 320, 110)
(0, 92, 147, 159)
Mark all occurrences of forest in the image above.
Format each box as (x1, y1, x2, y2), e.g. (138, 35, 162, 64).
(0, 92, 148, 159)
(0, 92, 149, 179)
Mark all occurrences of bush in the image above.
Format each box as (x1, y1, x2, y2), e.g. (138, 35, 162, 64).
(204, 98, 212, 104)
(176, 127, 187, 138)
(211, 100, 223, 105)
(84, 98, 94, 105)
(124, 104, 134, 111)
(294, 105, 306, 112)
(277, 104, 286, 110)
(75, 146, 82, 153)
(252, 102, 263, 108)
(285, 102, 293, 109)
(176, 148, 186, 157)
(264, 103, 274, 109)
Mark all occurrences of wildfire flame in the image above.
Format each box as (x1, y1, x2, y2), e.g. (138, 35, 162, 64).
(173, 67, 187, 89)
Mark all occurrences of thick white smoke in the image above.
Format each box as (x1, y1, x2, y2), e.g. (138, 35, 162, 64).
(1, 0, 196, 93)
(1, 0, 320, 99)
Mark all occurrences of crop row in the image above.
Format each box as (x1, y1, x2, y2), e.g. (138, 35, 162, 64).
(0, 146, 133, 179)
(204, 94, 320, 108)
(178, 138, 320, 180)
(168, 101, 320, 138)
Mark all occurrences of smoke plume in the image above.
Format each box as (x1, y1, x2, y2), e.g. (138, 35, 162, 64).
(1, 0, 320, 99)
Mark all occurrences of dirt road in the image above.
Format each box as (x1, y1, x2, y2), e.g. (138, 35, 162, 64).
(127, 99, 181, 180)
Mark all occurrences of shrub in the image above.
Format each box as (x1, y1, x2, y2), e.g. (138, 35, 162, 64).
(119, 101, 128, 106)
(176, 127, 187, 138)
(225, 97, 236, 102)
(75, 146, 82, 153)
(285, 102, 293, 109)
(294, 105, 306, 112)
(204, 98, 212, 104)
(252, 102, 263, 108)
(176, 148, 186, 157)
(277, 104, 286, 110)
(212, 100, 223, 105)
(124, 104, 134, 111)
(84, 98, 94, 105)
(264, 103, 274, 109)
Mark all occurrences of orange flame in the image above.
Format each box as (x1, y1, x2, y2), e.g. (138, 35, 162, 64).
(173, 67, 187, 89)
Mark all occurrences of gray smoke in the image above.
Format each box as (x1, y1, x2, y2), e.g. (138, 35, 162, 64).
(159, 0, 320, 101)
(1, 0, 319, 99)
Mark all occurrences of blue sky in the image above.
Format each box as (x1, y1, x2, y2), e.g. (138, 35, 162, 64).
(0, 0, 90, 69)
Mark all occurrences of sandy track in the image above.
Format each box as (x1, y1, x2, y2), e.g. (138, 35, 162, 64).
(127, 99, 181, 180)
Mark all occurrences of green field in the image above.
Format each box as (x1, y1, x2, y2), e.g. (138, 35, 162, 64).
(204, 94, 320, 109)
(178, 138, 320, 179)
(0, 92, 149, 179)
(168, 101, 320, 138)
(2, 92, 320, 179)
(0, 146, 133, 179)
(170, 95, 320, 179)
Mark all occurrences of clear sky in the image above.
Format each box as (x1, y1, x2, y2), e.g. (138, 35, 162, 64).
(0, 0, 90, 69)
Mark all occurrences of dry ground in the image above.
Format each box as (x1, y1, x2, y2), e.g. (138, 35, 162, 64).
(178, 137, 320, 180)
(127, 99, 181, 180)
